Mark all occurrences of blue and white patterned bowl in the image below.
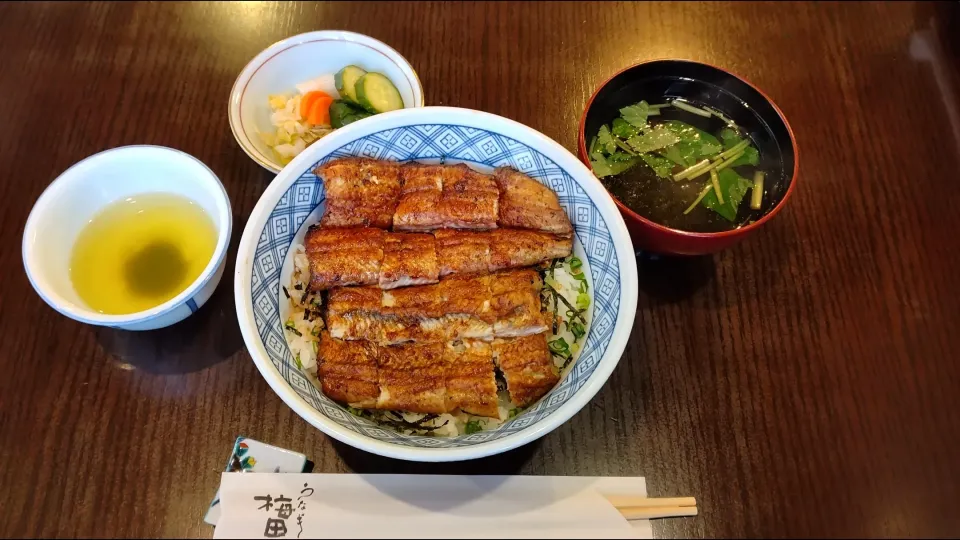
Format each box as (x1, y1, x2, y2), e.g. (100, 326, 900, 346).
(234, 107, 638, 462)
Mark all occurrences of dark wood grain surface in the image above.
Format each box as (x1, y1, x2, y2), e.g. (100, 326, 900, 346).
(2, 1, 959, 537)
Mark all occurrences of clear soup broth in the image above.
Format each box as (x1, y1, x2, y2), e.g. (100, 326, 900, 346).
(589, 99, 773, 233)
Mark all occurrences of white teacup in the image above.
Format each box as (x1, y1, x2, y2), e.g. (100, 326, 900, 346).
(22, 145, 232, 331)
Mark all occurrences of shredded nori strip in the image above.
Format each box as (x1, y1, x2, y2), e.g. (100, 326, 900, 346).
(550, 288, 560, 333)
(539, 259, 565, 334)
(542, 281, 587, 324)
(377, 411, 449, 434)
(282, 286, 290, 299)
(294, 283, 303, 291)
(412, 413, 440, 426)
(494, 367, 508, 393)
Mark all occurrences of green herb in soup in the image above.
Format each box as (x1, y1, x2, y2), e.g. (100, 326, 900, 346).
(590, 100, 768, 233)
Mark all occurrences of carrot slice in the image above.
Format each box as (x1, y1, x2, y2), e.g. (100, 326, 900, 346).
(300, 91, 331, 118)
(306, 95, 334, 126)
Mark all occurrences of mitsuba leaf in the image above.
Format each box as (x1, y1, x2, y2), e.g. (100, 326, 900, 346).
(626, 125, 680, 153)
(661, 120, 721, 165)
(611, 118, 640, 139)
(640, 153, 674, 178)
(657, 145, 686, 166)
(701, 168, 752, 221)
(590, 153, 639, 178)
(596, 124, 617, 154)
(620, 101, 652, 128)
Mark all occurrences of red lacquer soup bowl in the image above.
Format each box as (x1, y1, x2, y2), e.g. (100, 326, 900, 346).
(578, 59, 798, 255)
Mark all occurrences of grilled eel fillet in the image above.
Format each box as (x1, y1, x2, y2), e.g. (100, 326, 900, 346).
(318, 157, 402, 229)
(316, 333, 551, 417)
(305, 226, 572, 290)
(325, 269, 548, 345)
(314, 159, 573, 236)
(493, 333, 560, 408)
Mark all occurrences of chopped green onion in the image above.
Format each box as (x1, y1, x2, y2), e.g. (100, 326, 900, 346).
(714, 151, 744, 172)
(714, 139, 750, 162)
(578, 279, 588, 293)
(683, 184, 714, 215)
(648, 103, 671, 109)
(671, 99, 712, 117)
(751, 171, 764, 210)
(549, 338, 571, 358)
(569, 256, 583, 272)
(673, 158, 711, 181)
(346, 406, 364, 417)
(284, 320, 302, 336)
(570, 321, 586, 340)
(542, 281, 587, 324)
(576, 292, 590, 310)
(465, 420, 482, 434)
(710, 168, 723, 205)
(293, 353, 303, 370)
(508, 408, 521, 418)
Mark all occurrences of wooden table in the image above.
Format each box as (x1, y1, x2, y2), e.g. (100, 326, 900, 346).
(2, 1, 959, 537)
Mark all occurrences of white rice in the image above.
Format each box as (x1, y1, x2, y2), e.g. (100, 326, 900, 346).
(282, 245, 323, 374)
(542, 261, 593, 374)
(281, 242, 591, 437)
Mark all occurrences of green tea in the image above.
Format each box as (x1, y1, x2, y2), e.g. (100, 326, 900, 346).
(70, 193, 216, 314)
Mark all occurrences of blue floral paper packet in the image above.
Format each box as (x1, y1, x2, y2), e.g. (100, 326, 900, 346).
(204, 436, 308, 526)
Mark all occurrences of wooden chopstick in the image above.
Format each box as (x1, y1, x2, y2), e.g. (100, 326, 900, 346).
(602, 495, 698, 520)
(617, 506, 699, 520)
(603, 495, 696, 508)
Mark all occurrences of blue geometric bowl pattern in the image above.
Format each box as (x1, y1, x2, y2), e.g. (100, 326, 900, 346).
(249, 124, 620, 448)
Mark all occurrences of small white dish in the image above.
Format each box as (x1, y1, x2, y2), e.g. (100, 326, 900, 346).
(22, 145, 233, 331)
(229, 30, 425, 173)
